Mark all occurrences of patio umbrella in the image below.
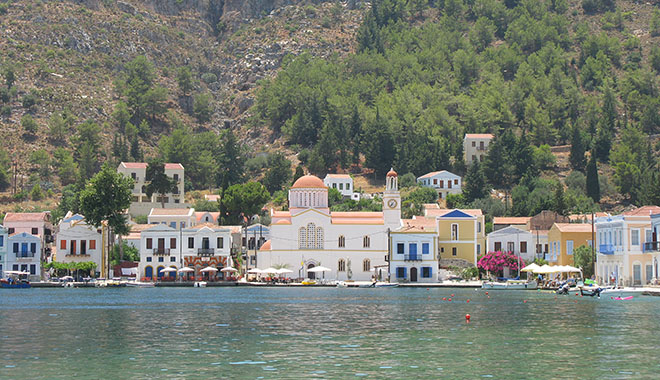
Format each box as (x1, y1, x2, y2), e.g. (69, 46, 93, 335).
(307, 266, 331, 273)
(262, 267, 279, 274)
(178, 267, 195, 273)
(521, 263, 540, 272)
(276, 268, 293, 274)
(160, 267, 177, 273)
(247, 268, 262, 274)
(533, 265, 559, 274)
(200, 267, 218, 272)
(221, 267, 238, 273)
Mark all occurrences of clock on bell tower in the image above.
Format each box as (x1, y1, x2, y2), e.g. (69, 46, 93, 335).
(383, 168, 401, 230)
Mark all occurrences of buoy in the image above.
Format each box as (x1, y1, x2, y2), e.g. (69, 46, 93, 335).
(465, 314, 471, 322)
(451, 294, 455, 297)
(485, 292, 488, 295)
(575, 292, 579, 296)
(442, 297, 446, 301)
(448, 298, 452, 301)
(523, 300, 527, 303)
(466, 299, 470, 303)
(487, 296, 490, 299)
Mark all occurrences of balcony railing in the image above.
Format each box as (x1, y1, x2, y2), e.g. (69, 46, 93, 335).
(404, 254, 422, 261)
(643, 241, 659, 253)
(152, 248, 170, 255)
(16, 251, 36, 258)
(198, 248, 215, 256)
(599, 244, 615, 255)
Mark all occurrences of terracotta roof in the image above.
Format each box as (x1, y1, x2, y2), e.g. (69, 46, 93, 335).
(274, 219, 292, 225)
(291, 175, 327, 189)
(553, 223, 592, 233)
(621, 206, 660, 216)
(331, 212, 383, 218)
(129, 224, 153, 233)
(259, 240, 271, 250)
(120, 162, 183, 170)
(386, 168, 398, 177)
(325, 174, 351, 179)
(493, 217, 531, 225)
(225, 225, 242, 234)
(186, 222, 224, 230)
(426, 208, 483, 217)
(464, 133, 494, 139)
(272, 210, 292, 217)
(195, 212, 220, 222)
(417, 170, 457, 179)
(397, 218, 437, 233)
(164, 163, 184, 170)
(3, 212, 50, 222)
(149, 208, 193, 216)
(569, 212, 608, 221)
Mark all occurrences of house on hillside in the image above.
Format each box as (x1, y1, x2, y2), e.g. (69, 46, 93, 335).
(117, 162, 187, 215)
(416, 170, 461, 199)
(147, 208, 196, 229)
(323, 174, 354, 197)
(54, 213, 103, 275)
(463, 133, 493, 165)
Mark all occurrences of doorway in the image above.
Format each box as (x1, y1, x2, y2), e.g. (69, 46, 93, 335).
(410, 267, 418, 282)
(307, 264, 316, 280)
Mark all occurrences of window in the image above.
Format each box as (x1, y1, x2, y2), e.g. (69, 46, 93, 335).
(217, 237, 224, 249)
(158, 257, 164, 263)
(471, 155, 476, 162)
(422, 267, 432, 278)
(30, 243, 36, 253)
(494, 242, 501, 251)
(566, 240, 574, 255)
(31, 228, 38, 235)
(477, 244, 481, 255)
(170, 238, 177, 249)
(338, 235, 345, 248)
(452, 247, 457, 256)
(477, 222, 481, 233)
(0, 236, 3, 247)
(520, 241, 527, 253)
(363, 259, 370, 272)
(396, 267, 407, 278)
(170, 256, 176, 262)
(333, 183, 337, 188)
(397, 243, 405, 254)
(338, 259, 346, 272)
(131, 172, 136, 180)
(363, 236, 370, 248)
(433, 179, 438, 185)
(188, 237, 194, 249)
(631, 229, 640, 246)
(146, 257, 152, 262)
(409, 243, 418, 257)
(89, 240, 96, 250)
(451, 224, 458, 240)
(454, 179, 458, 185)
(170, 222, 176, 228)
(339, 183, 343, 190)
(173, 174, 179, 181)
(448, 181, 452, 189)
(180, 222, 186, 229)
(13, 243, 19, 253)
(8, 228, 14, 234)
(422, 243, 430, 255)
(60, 240, 66, 250)
(346, 183, 350, 190)
(30, 264, 36, 275)
(507, 242, 514, 252)
(146, 238, 153, 249)
(439, 180, 444, 188)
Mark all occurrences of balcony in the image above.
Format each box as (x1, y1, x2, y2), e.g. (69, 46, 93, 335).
(198, 248, 215, 256)
(16, 251, 36, 258)
(599, 244, 615, 255)
(152, 248, 170, 256)
(643, 241, 659, 253)
(404, 254, 422, 261)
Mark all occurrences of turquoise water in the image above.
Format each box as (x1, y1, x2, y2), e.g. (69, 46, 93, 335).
(1, 287, 659, 379)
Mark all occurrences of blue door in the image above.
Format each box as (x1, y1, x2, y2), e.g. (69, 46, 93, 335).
(145, 266, 153, 280)
(157, 266, 164, 279)
(409, 243, 417, 260)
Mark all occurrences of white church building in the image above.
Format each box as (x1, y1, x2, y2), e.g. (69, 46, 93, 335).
(258, 170, 402, 281)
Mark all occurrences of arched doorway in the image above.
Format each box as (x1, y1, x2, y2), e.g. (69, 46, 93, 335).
(157, 266, 164, 280)
(145, 266, 153, 280)
(410, 267, 418, 282)
(307, 264, 316, 279)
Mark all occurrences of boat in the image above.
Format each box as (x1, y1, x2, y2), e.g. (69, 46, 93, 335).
(374, 282, 398, 288)
(0, 271, 32, 289)
(194, 281, 207, 287)
(95, 279, 124, 287)
(126, 281, 155, 288)
(482, 279, 537, 290)
(301, 280, 316, 285)
(600, 288, 644, 299)
(336, 281, 348, 288)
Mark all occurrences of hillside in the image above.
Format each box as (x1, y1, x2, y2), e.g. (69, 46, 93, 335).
(1, 0, 659, 217)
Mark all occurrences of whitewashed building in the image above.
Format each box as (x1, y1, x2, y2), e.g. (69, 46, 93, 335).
(148, 208, 196, 229)
(487, 226, 536, 262)
(257, 171, 402, 281)
(416, 171, 461, 199)
(54, 213, 103, 274)
(650, 213, 660, 283)
(463, 133, 493, 165)
(118, 162, 187, 215)
(323, 174, 354, 197)
(0, 224, 7, 277)
(390, 218, 438, 283)
(7, 232, 41, 280)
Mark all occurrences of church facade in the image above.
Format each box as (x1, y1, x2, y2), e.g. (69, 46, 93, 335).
(258, 170, 402, 281)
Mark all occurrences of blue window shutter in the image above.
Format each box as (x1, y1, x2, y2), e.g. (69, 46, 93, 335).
(31, 243, 36, 253)
(13, 243, 19, 253)
(422, 243, 429, 254)
(403, 267, 407, 278)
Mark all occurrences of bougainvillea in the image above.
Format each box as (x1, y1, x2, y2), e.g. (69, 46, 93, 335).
(477, 251, 524, 276)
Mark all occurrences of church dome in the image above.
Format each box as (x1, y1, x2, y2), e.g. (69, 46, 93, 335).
(386, 168, 398, 177)
(291, 175, 326, 189)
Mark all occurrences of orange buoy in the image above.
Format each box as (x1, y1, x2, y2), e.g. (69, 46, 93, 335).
(442, 297, 446, 301)
(466, 299, 470, 303)
(451, 294, 455, 297)
(487, 296, 490, 299)
(575, 293, 579, 296)
(523, 300, 527, 303)
(465, 314, 471, 322)
(448, 298, 452, 301)
(485, 292, 488, 295)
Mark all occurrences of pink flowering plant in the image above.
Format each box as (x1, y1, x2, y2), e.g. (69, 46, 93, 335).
(477, 251, 524, 276)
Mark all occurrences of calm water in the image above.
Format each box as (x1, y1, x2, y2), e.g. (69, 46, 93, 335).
(1, 287, 659, 379)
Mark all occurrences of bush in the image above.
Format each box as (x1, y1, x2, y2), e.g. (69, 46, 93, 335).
(193, 93, 212, 123)
(565, 171, 586, 194)
(30, 184, 44, 201)
(201, 72, 217, 84)
(533, 144, 556, 170)
(399, 173, 416, 188)
(21, 114, 38, 134)
(1, 105, 10, 117)
(22, 93, 37, 109)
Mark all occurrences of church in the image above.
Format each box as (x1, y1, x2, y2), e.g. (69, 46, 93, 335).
(257, 170, 402, 281)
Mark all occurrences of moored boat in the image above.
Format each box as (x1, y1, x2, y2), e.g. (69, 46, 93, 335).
(482, 279, 537, 290)
(0, 271, 32, 289)
(126, 281, 155, 288)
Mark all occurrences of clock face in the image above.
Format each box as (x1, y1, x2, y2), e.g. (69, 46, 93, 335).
(388, 199, 398, 209)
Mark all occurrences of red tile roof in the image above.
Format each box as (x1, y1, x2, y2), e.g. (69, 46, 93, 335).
(493, 217, 531, 225)
(120, 162, 183, 170)
(3, 212, 50, 222)
(149, 208, 193, 216)
(553, 223, 592, 233)
(465, 133, 494, 139)
(621, 206, 660, 216)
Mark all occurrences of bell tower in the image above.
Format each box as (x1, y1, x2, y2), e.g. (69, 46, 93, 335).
(383, 168, 401, 230)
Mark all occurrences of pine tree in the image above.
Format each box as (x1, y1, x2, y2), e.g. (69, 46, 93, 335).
(594, 127, 612, 163)
(553, 183, 567, 216)
(463, 161, 487, 203)
(586, 152, 600, 202)
(292, 165, 304, 184)
(569, 125, 586, 171)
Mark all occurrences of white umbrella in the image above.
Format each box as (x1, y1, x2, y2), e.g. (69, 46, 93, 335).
(221, 267, 238, 273)
(5, 270, 30, 275)
(276, 268, 293, 274)
(160, 267, 177, 273)
(247, 268, 263, 274)
(534, 265, 560, 274)
(178, 267, 195, 273)
(262, 267, 279, 274)
(521, 263, 540, 272)
(307, 266, 331, 273)
(200, 267, 218, 273)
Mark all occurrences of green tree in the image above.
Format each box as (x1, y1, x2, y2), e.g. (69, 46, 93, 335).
(221, 182, 270, 224)
(569, 125, 586, 171)
(119, 55, 167, 122)
(463, 161, 488, 203)
(177, 66, 193, 95)
(48, 113, 68, 144)
(573, 245, 594, 278)
(29, 149, 50, 179)
(112, 101, 131, 133)
(262, 153, 292, 193)
(586, 152, 600, 202)
(193, 92, 212, 123)
(3, 66, 15, 88)
(30, 183, 44, 201)
(144, 159, 177, 208)
(292, 165, 305, 184)
(552, 183, 567, 216)
(21, 114, 38, 134)
(53, 147, 79, 185)
(79, 164, 133, 261)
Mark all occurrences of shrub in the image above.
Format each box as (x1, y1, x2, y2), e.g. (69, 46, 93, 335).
(201, 72, 217, 84)
(21, 114, 38, 134)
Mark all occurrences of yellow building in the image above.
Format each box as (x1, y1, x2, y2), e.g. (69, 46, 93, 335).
(547, 223, 593, 266)
(431, 209, 486, 266)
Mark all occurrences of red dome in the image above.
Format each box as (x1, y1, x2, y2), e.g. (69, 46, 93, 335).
(386, 168, 398, 177)
(291, 175, 326, 189)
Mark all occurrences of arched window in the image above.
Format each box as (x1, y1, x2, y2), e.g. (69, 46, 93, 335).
(338, 235, 345, 248)
(363, 259, 371, 272)
(298, 227, 307, 249)
(315, 227, 324, 249)
(338, 259, 346, 272)
(363, 235, 370, 248)
(451, 224, 459, 240)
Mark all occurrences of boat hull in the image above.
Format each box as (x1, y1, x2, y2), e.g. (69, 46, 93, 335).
(0, 281, 31, 289)
(482, 280, 537, 290)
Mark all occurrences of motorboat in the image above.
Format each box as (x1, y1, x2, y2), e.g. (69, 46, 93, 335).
(600, 288, 644, 299)
(301, 280, 316, 285)
(126, 281, 155, 288)
(194, 281, 207, 287)
(1, 271, 31, 289)
(374, 282, 398, 288)
(482, 279, 537, 290)
(336, 281, 348, 288)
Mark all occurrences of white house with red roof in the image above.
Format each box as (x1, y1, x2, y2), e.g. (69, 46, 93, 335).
(147, 207, 196, 229)
(258, 170, 402, 282)
(416, 170, 462, 199)
(117, 162, 187, 215)
(463, 133, 493, 165)
(3, 212, 54, 277)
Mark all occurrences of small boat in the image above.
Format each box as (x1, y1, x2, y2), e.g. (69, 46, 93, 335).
(600, 288, 643, 298)
(374, 282, 398, 288)
(194, 281, 207, 287)
(482, 279, 537, 290)
(126, 281, 155, 288)
(301, 280, 316, 285)
(95, 279, 124, 287)
(336, 281, 348, 288)
(1, 271, 32, 289)
(612, 296, 634, 301)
